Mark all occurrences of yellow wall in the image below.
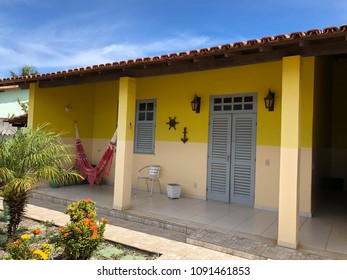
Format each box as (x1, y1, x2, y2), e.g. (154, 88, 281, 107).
(29, 57, 321, 214)
(92, 81, 119, 139)
(31, 81, 118, 139)
(255, 57, 316, 214)
(134, 61, 283, 199)
(30, 81, 119, 183)
(137, 61, 283, 145)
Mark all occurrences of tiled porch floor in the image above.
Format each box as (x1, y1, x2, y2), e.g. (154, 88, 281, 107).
(33, 184, 347, 256)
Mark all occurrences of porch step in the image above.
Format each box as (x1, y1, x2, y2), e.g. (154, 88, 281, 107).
(30, 192, 345, 260)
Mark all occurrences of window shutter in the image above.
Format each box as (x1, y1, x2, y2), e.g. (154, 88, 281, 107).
(134, 100, 156, 154)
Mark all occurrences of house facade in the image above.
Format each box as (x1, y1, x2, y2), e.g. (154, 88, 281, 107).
(1, 25, 347, 249)
(0, 85, 29, 136)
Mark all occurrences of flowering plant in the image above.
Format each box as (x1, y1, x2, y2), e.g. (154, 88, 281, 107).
(6, 230, 51, 260)
(58, 198, 108, 260)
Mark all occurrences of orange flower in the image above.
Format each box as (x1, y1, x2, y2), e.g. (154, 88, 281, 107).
(102, 218, 108, 224)
(60, 226, 65, 232)
(92, 232, 99, 239)
(87, 213, 91, 218)
(90, 225, 97, 231)
(31, 229, 42, 235)
(83, 198, 92, 203)
(64, 233, 69, 237)
(83, 218, 91, 226)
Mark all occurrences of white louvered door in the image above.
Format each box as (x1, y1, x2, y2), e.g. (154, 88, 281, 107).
(207, 94, 256, 205)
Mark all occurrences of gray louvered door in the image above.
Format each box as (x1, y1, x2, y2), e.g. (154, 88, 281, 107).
(207, 115, 232, 202)
(230, 114, 256, 205)
(207, 108, 256, 205)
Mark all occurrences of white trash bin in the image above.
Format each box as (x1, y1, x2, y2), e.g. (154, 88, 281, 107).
(166, 183, 182, 199)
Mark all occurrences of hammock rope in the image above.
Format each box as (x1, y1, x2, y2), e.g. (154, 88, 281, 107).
(75, 121, 117, 186)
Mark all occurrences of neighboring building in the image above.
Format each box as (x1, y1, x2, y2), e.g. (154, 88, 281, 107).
(0, 85, 29, 136)
(1, 24, 346, 249)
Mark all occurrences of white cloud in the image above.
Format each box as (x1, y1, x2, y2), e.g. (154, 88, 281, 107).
(0, 32, 216, 77)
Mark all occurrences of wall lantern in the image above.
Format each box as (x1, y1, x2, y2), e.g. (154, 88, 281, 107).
(191, 94, 201, 113)
(264, 89, 275, 111)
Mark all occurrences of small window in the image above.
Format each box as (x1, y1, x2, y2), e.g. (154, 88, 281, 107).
(244, 96, 253, 102)
(139, 103, 146, 111)
(234, 104, 242, 110)
(234, 97, 242, 103)
(139, 112, 146, 121)
(211, 94, 256, 113)
(244, 104, 253, 110)
(134, 100, 156, 154)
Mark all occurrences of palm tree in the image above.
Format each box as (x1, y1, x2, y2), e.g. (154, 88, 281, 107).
(0, 124, 81, 241)
(10, 65, 39, 77)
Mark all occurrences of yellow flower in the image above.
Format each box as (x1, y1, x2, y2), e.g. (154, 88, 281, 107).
(42, 243, 51, 250)
(33, 249, 48, 260)
(41, 244, 52, 254)
(21, 234, 31, 240)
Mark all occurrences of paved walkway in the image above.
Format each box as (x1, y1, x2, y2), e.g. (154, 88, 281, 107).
(0, 198, 242, 260)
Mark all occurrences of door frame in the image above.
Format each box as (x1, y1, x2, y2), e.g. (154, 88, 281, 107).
(207, 93, 257, 205)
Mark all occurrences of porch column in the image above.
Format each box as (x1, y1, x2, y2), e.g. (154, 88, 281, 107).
(27, 83, 38, 128)
(278, 55, 302, 249)
(113, 77, 136, 210)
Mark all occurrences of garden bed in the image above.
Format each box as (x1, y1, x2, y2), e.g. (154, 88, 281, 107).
(0, 211, 159, 260)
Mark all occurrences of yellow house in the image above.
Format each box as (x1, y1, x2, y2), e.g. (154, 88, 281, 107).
(1, 24, 347, 249)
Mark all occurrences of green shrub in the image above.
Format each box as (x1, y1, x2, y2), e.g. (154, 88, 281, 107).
(58, 199, 108, 260)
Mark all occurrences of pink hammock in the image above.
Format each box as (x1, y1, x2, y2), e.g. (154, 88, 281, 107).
(75, 122, 117, 186)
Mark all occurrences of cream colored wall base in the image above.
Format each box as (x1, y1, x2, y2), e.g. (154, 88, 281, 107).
(255, 145, 280, 209)
(133, 141, 208, 198)
(277, 240, 299, 250)
(255, 145, 312, 215)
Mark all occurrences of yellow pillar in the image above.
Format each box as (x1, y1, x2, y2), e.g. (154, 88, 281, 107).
(113, 77, 136, 210)
(278, 56, 302, 249)
(27, 83, 38, 128)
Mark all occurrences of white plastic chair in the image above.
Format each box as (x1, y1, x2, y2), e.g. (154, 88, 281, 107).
(135, 165, 162, 197)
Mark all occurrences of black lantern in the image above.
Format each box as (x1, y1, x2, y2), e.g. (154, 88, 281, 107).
(264, 89, 275, 111)
(191, 94, 201, 113)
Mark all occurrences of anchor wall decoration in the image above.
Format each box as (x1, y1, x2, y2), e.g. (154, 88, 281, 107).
(181, 127, 188, 144)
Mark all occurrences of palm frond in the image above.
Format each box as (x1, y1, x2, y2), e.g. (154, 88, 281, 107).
(2, 176, 38, 196)
(0, 167, 15, 184)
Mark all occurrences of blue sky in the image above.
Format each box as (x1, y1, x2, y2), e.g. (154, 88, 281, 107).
(0, 0, 346, 78)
